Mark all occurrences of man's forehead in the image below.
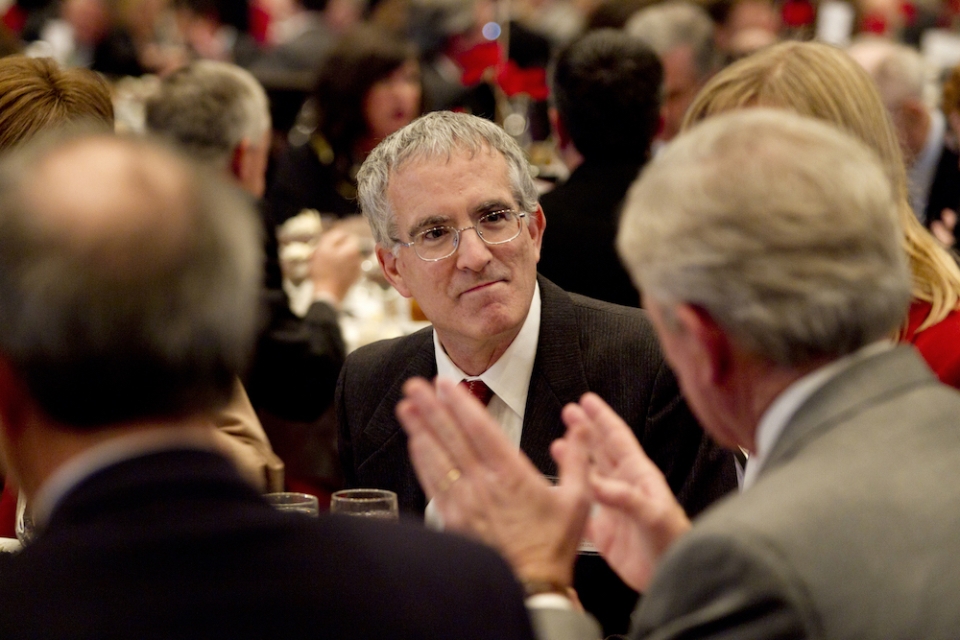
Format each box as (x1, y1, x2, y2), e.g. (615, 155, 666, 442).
(392, 143, 508, 176)
(386, 145, 515, 216)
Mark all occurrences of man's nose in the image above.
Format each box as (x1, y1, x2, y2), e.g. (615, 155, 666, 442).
(455, 228, 493, 271)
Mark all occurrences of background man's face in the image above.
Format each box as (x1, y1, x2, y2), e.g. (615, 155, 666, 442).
(377, 147, 544, 352)
(660, 46, 702, 142)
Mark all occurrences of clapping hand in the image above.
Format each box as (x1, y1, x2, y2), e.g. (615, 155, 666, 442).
(561, 393, 691, 592)
(397, 377, 592, 590)
(396, 380, 692, 595)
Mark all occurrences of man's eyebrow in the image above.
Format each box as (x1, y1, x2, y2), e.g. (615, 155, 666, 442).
(473, 200, 516, 215)
(407, 215, 450, 237)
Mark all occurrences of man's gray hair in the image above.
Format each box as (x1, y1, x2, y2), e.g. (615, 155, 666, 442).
(618, 109, 912, 366)
(625, 1, 717, 81)
(357, 111, 539, 247)
(0, 132, 263, 427)
(144, 60, 271, 168)
(847, 38, 931, 109)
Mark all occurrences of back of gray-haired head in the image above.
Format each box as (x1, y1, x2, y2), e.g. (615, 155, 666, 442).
(625, 1, 718, 81)
(0, 131, 263, 428)
(618, 109, 911, 366)
(144, 60, 271, 168)
(357, 111, 539, 247)
(847, 37, 932, 109)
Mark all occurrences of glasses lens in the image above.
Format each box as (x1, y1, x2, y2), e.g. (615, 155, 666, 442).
(414, 226, 457, 260)
(477, 210, 522, 244)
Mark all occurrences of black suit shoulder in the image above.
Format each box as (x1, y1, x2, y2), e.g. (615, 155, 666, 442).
(336, 327, 436, 511)
(538, 161, 644, 307)
(0, 450, 533, 640)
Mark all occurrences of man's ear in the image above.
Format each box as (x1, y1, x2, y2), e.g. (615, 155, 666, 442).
(527, 205, 546, 263)
(376, 244, 412, 298)
(229, 140, 248, 184)
(673, 304, 735, 387)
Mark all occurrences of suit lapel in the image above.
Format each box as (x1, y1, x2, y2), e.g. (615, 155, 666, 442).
(761, 346, 937, 479)
(520, 277, 590, 473)
(363, 329, 437, 455)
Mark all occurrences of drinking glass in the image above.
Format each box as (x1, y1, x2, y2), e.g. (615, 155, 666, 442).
(265, 492, 320, 517)
(330, 489, 399, 520)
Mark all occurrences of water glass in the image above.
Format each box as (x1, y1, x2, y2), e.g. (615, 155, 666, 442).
(265, 492, 320, 517)
(330, 489, 399, 520)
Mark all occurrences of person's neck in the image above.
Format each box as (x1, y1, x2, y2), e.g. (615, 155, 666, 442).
(721, 354, 829, 453)
(438, 328, 523, 377)
(12, 414, 213, 501)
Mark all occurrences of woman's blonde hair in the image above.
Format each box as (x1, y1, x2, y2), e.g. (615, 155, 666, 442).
(682, 40, 960, 331)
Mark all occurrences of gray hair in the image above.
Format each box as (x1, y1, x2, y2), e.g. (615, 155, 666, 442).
(618, 109, 911, 366)
(357, 111, 539, 247)
(0, 132, 263, 427)
(144, 60, 271, 168)
(847, 38, 932, 110)
(625, 1, 718, 81)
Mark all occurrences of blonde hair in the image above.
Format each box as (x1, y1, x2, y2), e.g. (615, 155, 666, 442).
(619, 109, 910, 365)
(682, 40, 960, 331)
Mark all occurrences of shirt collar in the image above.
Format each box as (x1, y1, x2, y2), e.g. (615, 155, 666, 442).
(741, 340, 894, 490)
(434, 282, 541, 417)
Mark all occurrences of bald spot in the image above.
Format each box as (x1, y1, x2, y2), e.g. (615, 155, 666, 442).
(23, 137, 194, 278)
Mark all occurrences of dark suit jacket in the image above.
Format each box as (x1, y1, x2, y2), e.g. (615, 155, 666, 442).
(537, 346, 960, 640)
(0, 448, 535, 640)
(924, 142, 960, 228)
(337, 276, 738, 635)
(538, 159, 645, 308)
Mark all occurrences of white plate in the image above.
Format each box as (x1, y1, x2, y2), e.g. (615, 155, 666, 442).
(0, 537, 22, 553)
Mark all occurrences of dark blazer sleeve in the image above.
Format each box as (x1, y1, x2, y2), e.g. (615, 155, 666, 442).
(247, 291, 346, 422)
(336, 329, 437, 513)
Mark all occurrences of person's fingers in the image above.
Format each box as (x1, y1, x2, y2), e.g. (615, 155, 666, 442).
(943, 208, 957, 229)
(551, 418, 590, 496)
(434, 377, 529, 471)
(561, 401, 619, 473)
(397, 397, 458, 500)
(401, 378, 478, 469)
(579, 392, 654, 470)
(589, 472, 640, 512)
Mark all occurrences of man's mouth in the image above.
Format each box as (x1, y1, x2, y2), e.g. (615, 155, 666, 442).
(460, 279, 504, 296)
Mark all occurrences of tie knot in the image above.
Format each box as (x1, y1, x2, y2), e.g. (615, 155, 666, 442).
(460, 379, 494, 406)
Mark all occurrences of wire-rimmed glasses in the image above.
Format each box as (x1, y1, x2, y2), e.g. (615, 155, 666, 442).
(394, 209, 528, 261)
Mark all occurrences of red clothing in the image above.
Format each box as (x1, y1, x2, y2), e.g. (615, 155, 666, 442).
(902, 300, 960, 389)
(0, 478, 16, 538)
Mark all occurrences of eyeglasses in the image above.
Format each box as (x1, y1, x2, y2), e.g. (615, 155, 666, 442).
(394, 209, 527, 261)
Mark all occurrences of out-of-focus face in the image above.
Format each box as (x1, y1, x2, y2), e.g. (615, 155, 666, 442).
(376, 146, 544, 366)
(643, 296, 744, 450)
(660, 46, 703, 142)
(364, 60, 422, 142)
(63, 0, 109, 45)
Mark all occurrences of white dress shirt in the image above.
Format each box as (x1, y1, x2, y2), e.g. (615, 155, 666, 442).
(434, 283, 542, 448)
(425, 284, 541, 529)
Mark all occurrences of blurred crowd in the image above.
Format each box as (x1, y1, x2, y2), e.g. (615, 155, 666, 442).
(0, 0, 958, 232)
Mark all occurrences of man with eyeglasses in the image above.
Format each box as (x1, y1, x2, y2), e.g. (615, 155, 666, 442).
(336, 111, 737, 636)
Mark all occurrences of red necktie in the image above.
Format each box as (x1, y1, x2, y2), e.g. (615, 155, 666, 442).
(460, 379, 494, 406)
